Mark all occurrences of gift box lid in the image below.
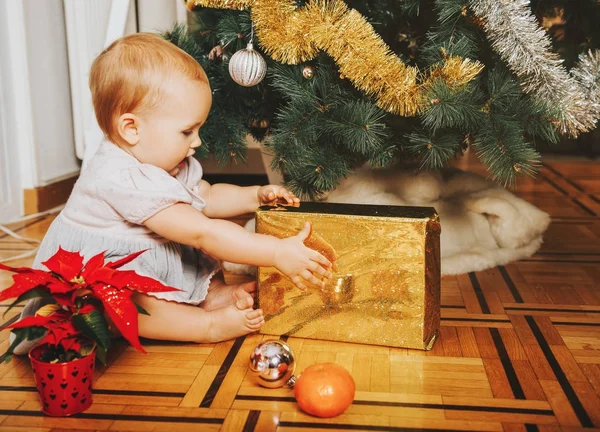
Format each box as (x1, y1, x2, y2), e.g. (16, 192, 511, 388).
(258, 202, 438, 220)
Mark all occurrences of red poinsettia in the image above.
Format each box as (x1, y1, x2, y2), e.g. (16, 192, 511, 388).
(4, 307, 82, 354)
(0, 248, 180, 363)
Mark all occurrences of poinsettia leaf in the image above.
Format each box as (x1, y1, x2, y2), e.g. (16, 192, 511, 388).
(53, 293, 75, 308)
(60, 337, 82, 353)
(3, 314, 53, 330)
(0, 328, 29, 363)
(0, 326, 47, 363)
(0, 271, 53, 302)
(34, 303, 61, 318)
(81, 251, 106, 280)
(83, 266, 116, 286)
(109, 271, 181, 294)
(106, 250, 149, 269)
(41, 247, 84, 281)
(63, 349, 80, 363)
(72, 309, 111, 351)
(0, 266, 72, 296)
(0, 263, 31, 273)
(79, 342, 95, 357)
(45, 322, 80, 347)
(44, 275, 74, 294)
(95, 345, 108, 365)
(2, 288, 52, 318)
(77, 304, 96, 315)
(92, 284, 145, 353)
(135, 302, 150, 316)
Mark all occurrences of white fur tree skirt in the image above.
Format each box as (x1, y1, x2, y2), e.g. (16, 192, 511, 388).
(225, 167, 550, 276)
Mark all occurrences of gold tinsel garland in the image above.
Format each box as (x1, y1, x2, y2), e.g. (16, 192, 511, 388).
(186, 0, 483, 117)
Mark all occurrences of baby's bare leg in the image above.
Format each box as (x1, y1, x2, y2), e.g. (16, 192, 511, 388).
(133, 292, 264, 343)
(202, 272, 257, 311)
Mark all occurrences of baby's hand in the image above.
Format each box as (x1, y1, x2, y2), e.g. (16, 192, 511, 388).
(273, 222, 333, 290)
(257, 185, 300, 206)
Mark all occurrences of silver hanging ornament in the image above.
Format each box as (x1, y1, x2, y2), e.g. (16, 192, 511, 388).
(228, 41, 267, 87)
(249, 340, 297, 388)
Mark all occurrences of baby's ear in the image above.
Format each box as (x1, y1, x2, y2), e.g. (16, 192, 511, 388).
(117, 113, 140, 146)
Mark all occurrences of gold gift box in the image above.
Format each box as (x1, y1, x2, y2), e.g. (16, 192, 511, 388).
(256, 202, 440, 350)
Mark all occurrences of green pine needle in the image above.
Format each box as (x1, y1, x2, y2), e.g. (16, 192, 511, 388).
(406, 132, 462, 169)
(422, 80, 486, 132)
(323, 101, 390, 156)
(473, 131, 541, 186)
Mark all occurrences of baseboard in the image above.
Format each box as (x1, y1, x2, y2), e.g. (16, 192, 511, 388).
(23, 175, 78, 215)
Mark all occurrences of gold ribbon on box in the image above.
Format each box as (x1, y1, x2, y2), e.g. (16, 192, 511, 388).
(186, 0, 483, 116)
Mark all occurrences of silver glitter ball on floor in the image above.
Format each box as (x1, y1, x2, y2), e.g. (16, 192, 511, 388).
(249, 339, 296, 388)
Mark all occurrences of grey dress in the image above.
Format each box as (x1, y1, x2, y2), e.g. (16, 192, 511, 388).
(33, 140, 220, 304)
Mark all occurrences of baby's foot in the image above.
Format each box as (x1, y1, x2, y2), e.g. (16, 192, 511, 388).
(203, 281, 256, 311)
(206, 293, 264, 342)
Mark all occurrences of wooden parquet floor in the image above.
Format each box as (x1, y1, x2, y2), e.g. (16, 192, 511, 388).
(0, 158, 599, 431)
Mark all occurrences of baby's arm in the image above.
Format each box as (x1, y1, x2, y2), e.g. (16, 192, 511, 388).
(144, 203, 332, 289)
(196, 181, 260, 218)
(197, 181, 299, 218)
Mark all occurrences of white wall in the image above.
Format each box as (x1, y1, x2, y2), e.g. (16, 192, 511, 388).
(0, 44, 21, 221)
(68, 0, 188, 166)
(0, 0, 80, 223)
(0, 0, 189, 223)
(0, 0, 37, 222)
(23, 0, 80, 185)
(137, 0, 188, 33)
(64, 0, 138, 162)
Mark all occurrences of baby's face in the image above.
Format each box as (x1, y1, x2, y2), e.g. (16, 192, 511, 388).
(133, 78, 212, 175)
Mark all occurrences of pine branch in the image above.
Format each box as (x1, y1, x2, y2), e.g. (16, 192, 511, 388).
(323, 100, 390, 156)
(405, 131, 462, 169)
(421, 80, 486, 132)
(217, 11, 252, 52)
(398, 0, 422, 17)
(435, 0, 467, 28)
(162, 24, 204, 63)
(421, 32, 479, 65)
(269, 63, 321, 104)
(473, 128, 541, 186)
(178, 2, 580, 195)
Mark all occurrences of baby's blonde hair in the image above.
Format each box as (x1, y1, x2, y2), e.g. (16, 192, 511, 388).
(89, 32, 208, 142)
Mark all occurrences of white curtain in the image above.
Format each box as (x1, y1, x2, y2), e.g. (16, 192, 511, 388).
(63, 0, 187, 169)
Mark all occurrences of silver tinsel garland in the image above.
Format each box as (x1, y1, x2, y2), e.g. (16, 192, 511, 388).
(469, 0, 600, 137)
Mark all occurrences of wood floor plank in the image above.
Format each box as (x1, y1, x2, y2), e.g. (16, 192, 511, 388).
(570, 380, 600, 427)
(512, 360, 547, 401)
(456, 327, 481, 358)
(538, 380, 583, 428)
(210, 366, 248, 409)
(498, 328, 529, 362)
(483, 358, 516, 399)
(221, 409, 250, 431)
(579, 364, 600, 397)
(443, 409, 558, 426)
(0, 427, 51, 432)
(351, 353, 372, 392)
(179, 365, 221, 408)
(369, 353, 390, 393)
(549, 345, 590, 383)
(254, 411, 280, 432)
(474, 328, 500, 359)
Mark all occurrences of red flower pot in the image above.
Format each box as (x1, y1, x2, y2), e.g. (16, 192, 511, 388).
(29, 345, 95, 416)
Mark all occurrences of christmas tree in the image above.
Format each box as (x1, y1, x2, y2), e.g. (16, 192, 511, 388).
(164, 0, 600, 198)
